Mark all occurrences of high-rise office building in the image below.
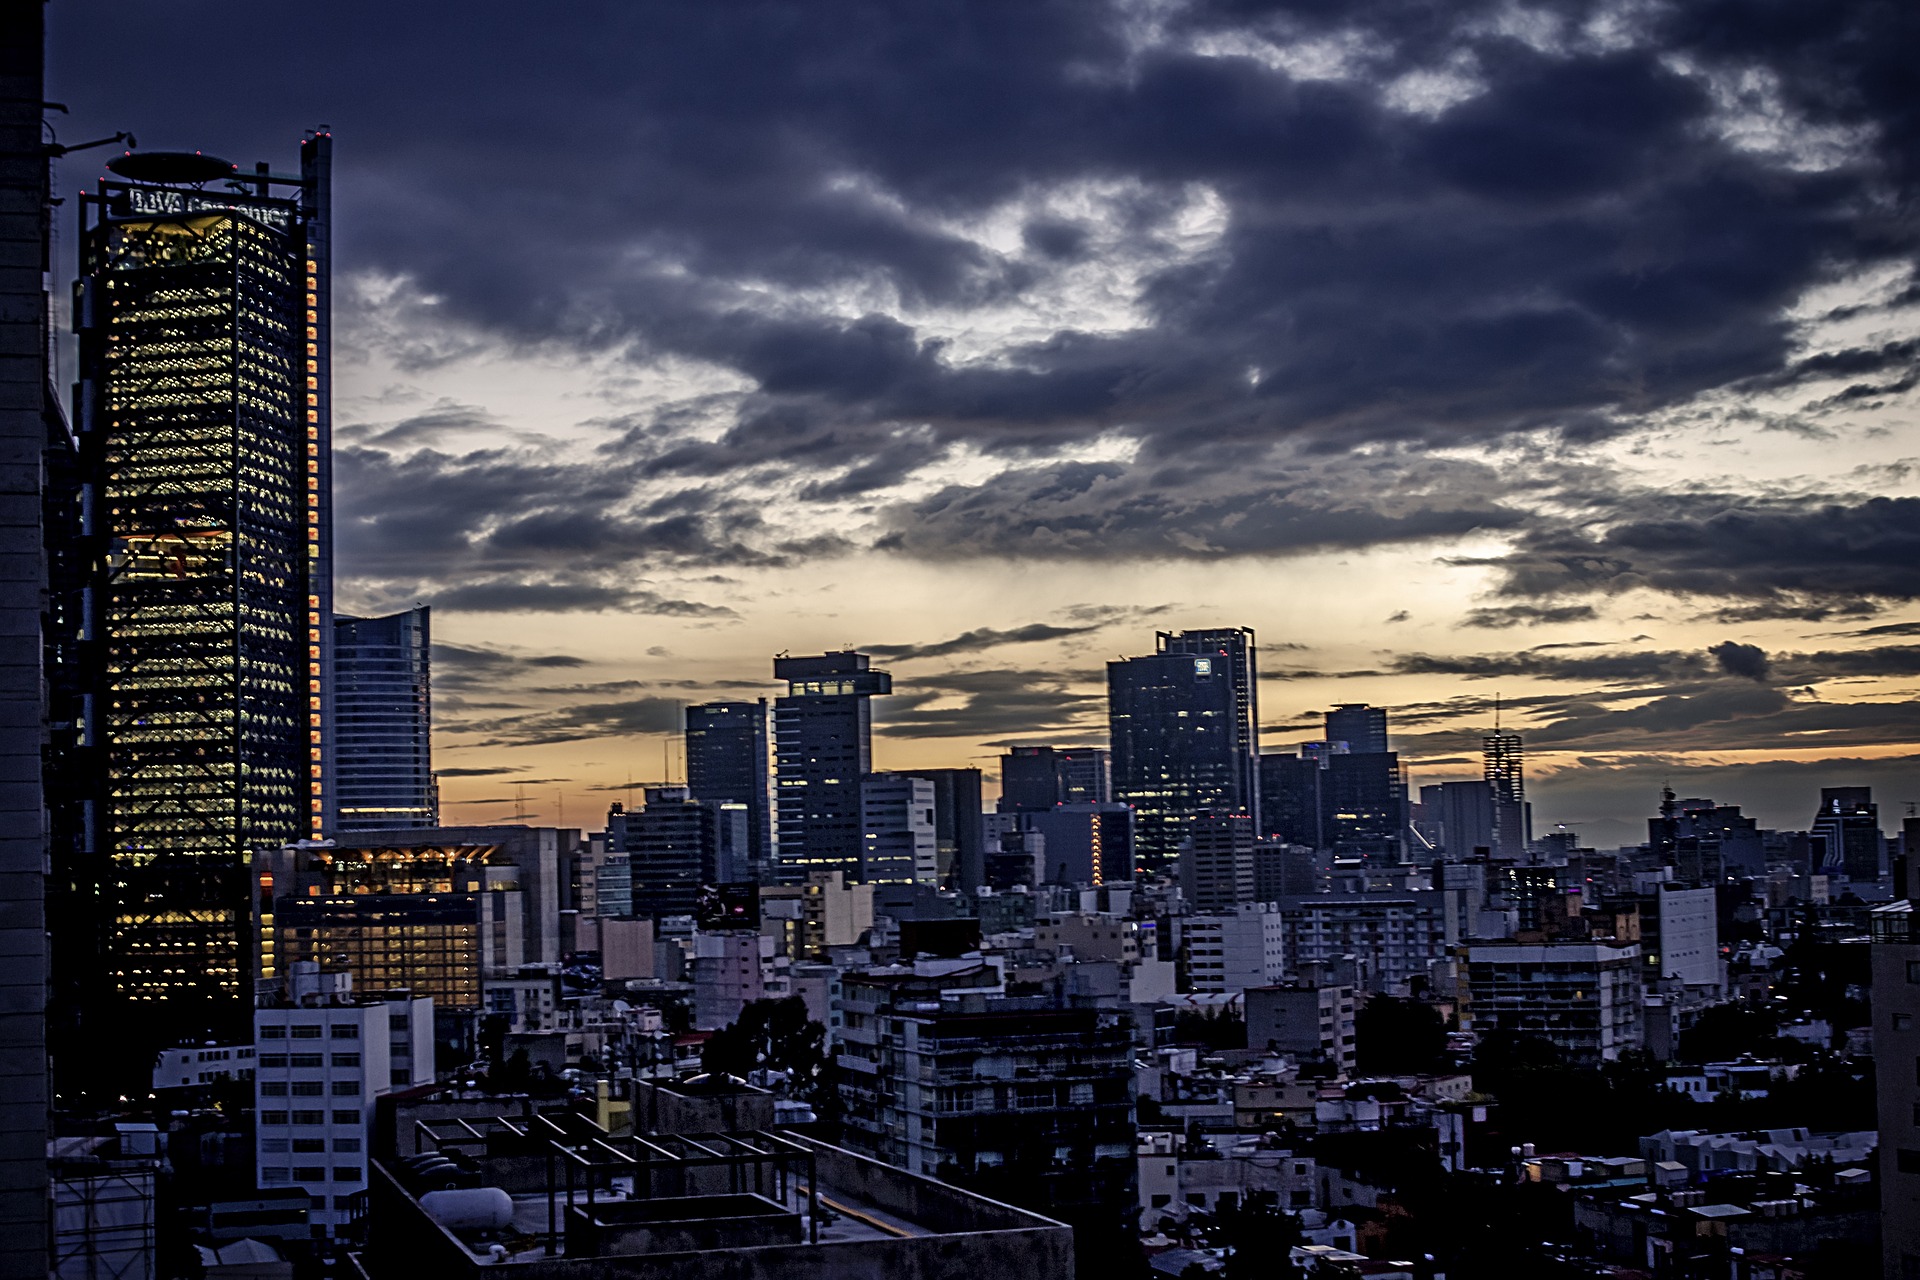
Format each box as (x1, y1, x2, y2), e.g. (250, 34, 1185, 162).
(1155, 628, 1259, 829)
(1426, 779, 1494, 859)
(999, 746, 1066, 814)
(858, 773, 938, 884)
(910, 767, 984, 891)
(1483, 730, 1527, 859)
(71, 138, 334, 1045)
(1324, 703, 1388, 755)
(1258, 753, 1323, 848)
(999, 745, 1111, 815)
(333, 607, 433, 832)
(613, 788, 751, 918)
(684, 700, 772, 880)
(1108, 648, 1243, 872)
(1322, 751, 1403, 859)
(1811, 786, 1882, 883)
(1058, 747, 1111, 805)
(0, 17, 53, 1265)
(1179, 812, 1256, 911)
(772, 652, 891, 882)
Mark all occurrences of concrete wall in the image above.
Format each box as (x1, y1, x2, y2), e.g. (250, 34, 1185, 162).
(632, 1081, 776, 1136)
(365, 1143, 1076, 1280)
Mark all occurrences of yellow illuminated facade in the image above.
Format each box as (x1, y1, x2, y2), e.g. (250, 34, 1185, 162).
(78, 145, 332, 1036)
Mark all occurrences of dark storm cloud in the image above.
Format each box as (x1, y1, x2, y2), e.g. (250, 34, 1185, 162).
(876, 456, 1529, 560)
(865, 622, 1108, 661)
(432, 765, 526, 778)
(434, 642, 588, 691)
(46, 0, 1919, 582)
(1478, 492, 1920, 615)
(453, 697, 685, 748)
(1710, 640, 1771, 681)
(1459, 604, 1600, 629)
(873, 668, 1104, 740)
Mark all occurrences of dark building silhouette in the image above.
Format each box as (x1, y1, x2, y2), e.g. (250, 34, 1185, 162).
(1155, 628, 1259, 829)
(1058, 747, 1111, 805)
(999, 746, 1066, 814)
(1180, 812, 1256, 910)
(1647, 791, 1765, 883)
(684, 699, 771, 881)
(611, 788, 751, 918)
(997, 745, 1110, 814)
(334, 607, 434, 832)
(1811, 786, 1881, 883)
(773, 651, 891, 882)
(1322, 751, 1403, 859)
(1484, 730, 1528, 859)
(1108, 648, 1244, 872)
(1258, 753, 1323, 848)
(1325, 703, 1388, 754)
(73, 136, 334, 1043)
(1424, 779, 1494, 859)
(0, 16, 53, 1263)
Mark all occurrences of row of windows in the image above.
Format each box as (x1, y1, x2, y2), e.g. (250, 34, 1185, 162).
(260, 1110, 361, 1126)
(256, 1053, 359, 1068)
(261, 1137, 359, 1153)
(261, 1166, 362, 1183)
(260, 1023, 357, 1039)
(259, 1080, 361, 1097)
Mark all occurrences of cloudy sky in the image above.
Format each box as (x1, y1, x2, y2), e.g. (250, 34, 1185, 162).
(49, 0, 1920, 846)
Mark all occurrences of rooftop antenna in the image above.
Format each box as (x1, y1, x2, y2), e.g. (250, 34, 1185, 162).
(1494, 692, 1502, 732)
(513, 784, 527, 822)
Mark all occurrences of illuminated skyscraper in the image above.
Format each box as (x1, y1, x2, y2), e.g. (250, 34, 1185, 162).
(1156, 627, 1259, 830)
(1108, 648, 1242, 872)
(73, 138, 333, 1041)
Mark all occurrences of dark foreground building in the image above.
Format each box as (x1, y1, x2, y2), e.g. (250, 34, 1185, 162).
(69, 137, 335, 1048)
(836, 966, 1137, 1239)
(368, 1106, 1073, 1280)
(0, 11, 54, 1269)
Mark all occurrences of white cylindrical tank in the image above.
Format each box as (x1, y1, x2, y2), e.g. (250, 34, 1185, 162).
(421, 1188, 514, 1231)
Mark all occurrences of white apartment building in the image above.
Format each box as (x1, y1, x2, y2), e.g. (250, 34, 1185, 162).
(1183, 905, 1286, 994)
(152, 1043, 255, 1091)
(254, 965, 433, 1237)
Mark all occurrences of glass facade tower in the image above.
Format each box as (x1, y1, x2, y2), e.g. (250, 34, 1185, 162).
(334, 606, 433, 831)
(1108, 649, 1242, 873)
(1155, 628, 1259, 833)
(74, 139, 333, 1041)
(772, 652, 891, 883)
(684, 699, 772, 880)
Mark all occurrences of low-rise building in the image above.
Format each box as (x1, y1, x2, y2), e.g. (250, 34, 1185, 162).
(835, 963, 1136, 1231)
(152, 1043, 256, 1092)
(1463, 939, 1643, 1063)
(1183, 905, 1285, 994)
(1244, 983, 1356, 1076)
(254, 963, 434, 1238)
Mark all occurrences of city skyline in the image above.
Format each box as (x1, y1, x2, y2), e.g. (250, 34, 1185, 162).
(40, 1, 1920, 846)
